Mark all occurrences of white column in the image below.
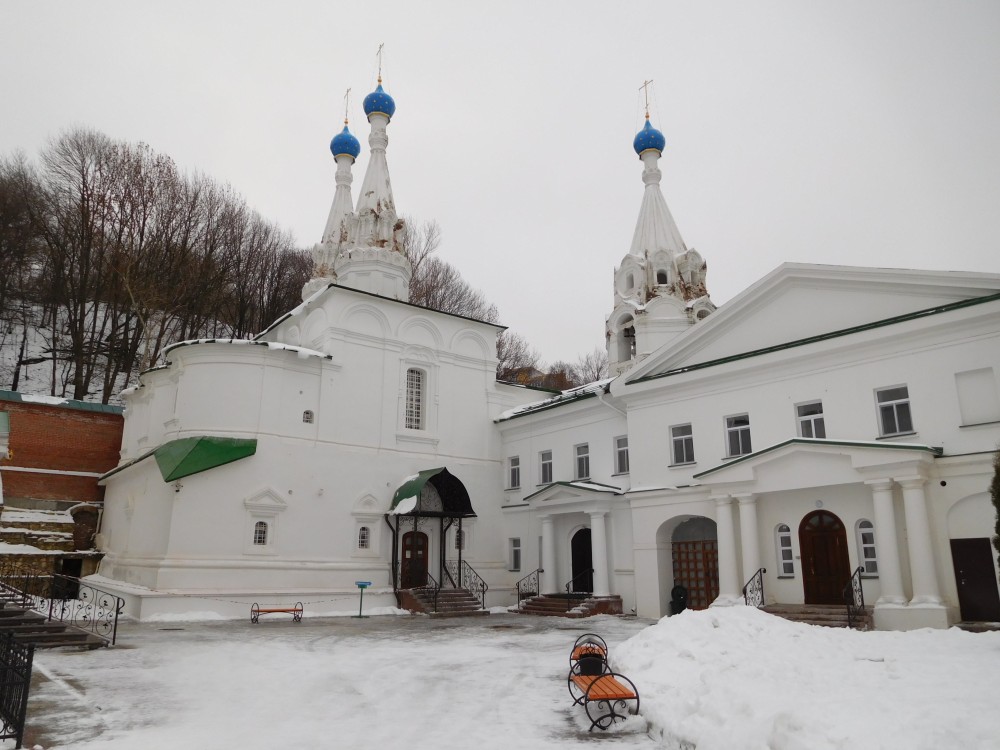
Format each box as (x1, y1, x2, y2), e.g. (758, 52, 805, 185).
(589, 511, 611, 597)
(540, 516, 558, 595)
(866, 479, 906, 605)
(713, 496, 741, 605)
(898, 477, 942, 605)
(736, 494, 760, 585)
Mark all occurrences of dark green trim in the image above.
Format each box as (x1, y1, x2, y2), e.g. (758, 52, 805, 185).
(693, 438, 943, 479)
(629, 291, 1000, 385)
(154, 437, 257, 482)
(391, 468, 445, 510)
(523, 480, 624, 502)
(0, 389, 123, 415)
(255, 282, 508, 341)
(100, 436, 257, 483)
(495, 380, 562, 394)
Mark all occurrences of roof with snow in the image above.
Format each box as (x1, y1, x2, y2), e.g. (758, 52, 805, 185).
(0, 389, 123, 415)
(496, 378, 615, 422)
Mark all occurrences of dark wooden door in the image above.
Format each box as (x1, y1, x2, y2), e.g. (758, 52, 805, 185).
(571, 529, 593, 593)
(401, 531, 428, 588)
(672, 539, 720, 609)
(950, 538, 1000, 622)
(799, 510, 850, 605)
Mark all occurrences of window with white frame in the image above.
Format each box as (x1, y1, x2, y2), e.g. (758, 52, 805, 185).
(796, 401, 826, 438)
(614, 436, 629, 474)
(725, 414, 752, 457)
(509, 537, 521, 572)
(539, 450, 553, 484)
(405, 368, 424, 430)
(253, 521, 269, 546)
(856, 519, 878, 576)
(508, 456, 520, 489)
(670, 424, 695, 465)
(358, 526, 370, 550)
(775, 524, 794, 577)
(575, 443, 590, 480)
(876, 385, 913, 436)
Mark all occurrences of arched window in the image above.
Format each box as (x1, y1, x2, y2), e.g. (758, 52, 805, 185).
(358, 526, 370, 550)
(856, 520, 878, 576)
(775, 524, 794, 577)
(405, 368, 424, 430)
(656, 269, 668, 285)
(302, 410, 314, 424)
(253, 521, 268, 546)
(626, 272, 635, 290)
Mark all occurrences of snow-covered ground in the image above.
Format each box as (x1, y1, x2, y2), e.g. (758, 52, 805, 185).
(20, 607, 1000, 750)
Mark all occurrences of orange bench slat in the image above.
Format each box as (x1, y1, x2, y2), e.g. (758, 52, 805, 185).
(571, 675, 636, 701)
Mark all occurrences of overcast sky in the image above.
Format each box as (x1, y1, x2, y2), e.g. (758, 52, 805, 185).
(2, 2, 998, 364)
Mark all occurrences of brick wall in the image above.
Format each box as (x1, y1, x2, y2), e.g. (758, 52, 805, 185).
(0, 398, 124, 504)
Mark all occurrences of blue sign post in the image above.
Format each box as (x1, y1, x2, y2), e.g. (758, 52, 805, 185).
(354, 581, 371, 618)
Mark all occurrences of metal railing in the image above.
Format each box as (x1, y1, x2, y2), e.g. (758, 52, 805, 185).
(515, 568, 541, 603)
(0, 632, 33, 748)
(565, 568, 594, 596)
(393, 561, 441, 612)
(0, 567, 125, 647)
(444, 559, 488, 610)
(844, 566, 866, 629)
(742, 567, 766, 608)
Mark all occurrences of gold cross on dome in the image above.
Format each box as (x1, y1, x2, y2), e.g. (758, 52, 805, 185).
(376, 43, 385, 80)
(343, 88, 351, 124)
(639, 79, 654, 118)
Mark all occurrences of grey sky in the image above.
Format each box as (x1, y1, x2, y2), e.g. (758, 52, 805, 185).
(2, 1, 998, 364)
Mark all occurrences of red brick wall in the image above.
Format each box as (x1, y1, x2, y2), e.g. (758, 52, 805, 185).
(0, 401, 123, 504)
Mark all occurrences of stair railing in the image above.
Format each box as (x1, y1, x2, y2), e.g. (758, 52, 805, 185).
(394, 561, 441, 612)
(742, 567, 766, 608)
(515, 568, 542, 604)
(37, 574, 126, 646)
(444, 559, 489, 609)
(843, 566, 865, 629)
(564, 568, 594, 611)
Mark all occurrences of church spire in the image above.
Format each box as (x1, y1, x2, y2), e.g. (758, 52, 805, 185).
(628, 114, 688, 259)
(321, 90, 361, 246)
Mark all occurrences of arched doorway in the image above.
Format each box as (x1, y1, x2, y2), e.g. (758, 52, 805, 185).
(671, 517, 719, 610)
(799, 510, 850, 605)
(570, 529, 593, 593)
(401, 531, 428, 588)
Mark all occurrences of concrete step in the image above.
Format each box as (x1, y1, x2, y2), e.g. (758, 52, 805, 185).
(763, 604, 872, 630)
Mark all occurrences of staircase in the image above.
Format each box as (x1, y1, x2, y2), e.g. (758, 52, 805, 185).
(762, 603, 873, 630)
(401, 587, 489, 618)
(517, 593, 624, 618)
(0, 601, 106, 649)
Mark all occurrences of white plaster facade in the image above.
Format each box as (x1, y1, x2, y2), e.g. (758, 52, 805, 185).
(96, 83, 1000, 628)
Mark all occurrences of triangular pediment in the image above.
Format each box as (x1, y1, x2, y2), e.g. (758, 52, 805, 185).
(243, 488, 288, 512)
(693, 438, 940, 493)
(623, 263, 1000, 384)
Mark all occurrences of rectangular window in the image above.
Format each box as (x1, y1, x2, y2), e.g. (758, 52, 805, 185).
(405, 368, 424, 430)
(508, 456, 520, 489)
(876, 386, 913, 436)
(614, 436, 629, 474)
(539, 450, 553, 484)
(670, 424, 695, 465)
(509, 538, 521, 572)
(725, 414, 752, 457)
(575, 444, 590, 480)
(776, 524, 794, 577)
(796, 401, 826, 439)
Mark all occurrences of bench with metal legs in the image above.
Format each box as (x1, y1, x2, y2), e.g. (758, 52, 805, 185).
(250, 602, 303, 623)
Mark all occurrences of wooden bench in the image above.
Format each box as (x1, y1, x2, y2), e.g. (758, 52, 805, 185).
(566, 634, 640, 731)
(250, 602, 303, 623)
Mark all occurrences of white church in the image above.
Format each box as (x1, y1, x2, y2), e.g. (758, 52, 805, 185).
(95, 77, 1000, 631)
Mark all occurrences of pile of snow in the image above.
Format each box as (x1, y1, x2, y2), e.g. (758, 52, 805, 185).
(614, 606, 1000, 749)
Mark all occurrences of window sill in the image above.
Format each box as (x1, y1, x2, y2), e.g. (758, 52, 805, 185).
(669, 461, 696, 468)
(722, 454, 751, 461)
(536, 482, 553, 488)
(575, 477, 591, 482)
(776, 575, 795, 580)
(505, 487, 521, 492)
(396, 430, 439, 447)
(611, 471, 629, 477)
(875, 432, 916, 441)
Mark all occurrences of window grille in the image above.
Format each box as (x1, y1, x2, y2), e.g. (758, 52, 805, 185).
(405, 368, 424, 430)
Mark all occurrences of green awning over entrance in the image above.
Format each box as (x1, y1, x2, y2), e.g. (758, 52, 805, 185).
(153, 437, 257, 482)
(389, 467, 476, 518)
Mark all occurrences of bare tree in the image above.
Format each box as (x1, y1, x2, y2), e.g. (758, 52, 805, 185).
(574, 347, 609, 384)
(496, 330, 541, 382)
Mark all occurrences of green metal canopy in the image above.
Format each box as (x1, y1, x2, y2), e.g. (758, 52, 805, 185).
(153, 437, 257, 482)
(389, 467, 476, 518)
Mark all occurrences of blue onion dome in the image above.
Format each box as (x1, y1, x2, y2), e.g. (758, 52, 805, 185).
(330, 122, 361, 159)
(363, 79, 396, 120)
(633, 118, 666, 156)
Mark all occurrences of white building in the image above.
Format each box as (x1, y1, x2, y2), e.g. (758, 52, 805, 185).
(96, 82, 1000, 630)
